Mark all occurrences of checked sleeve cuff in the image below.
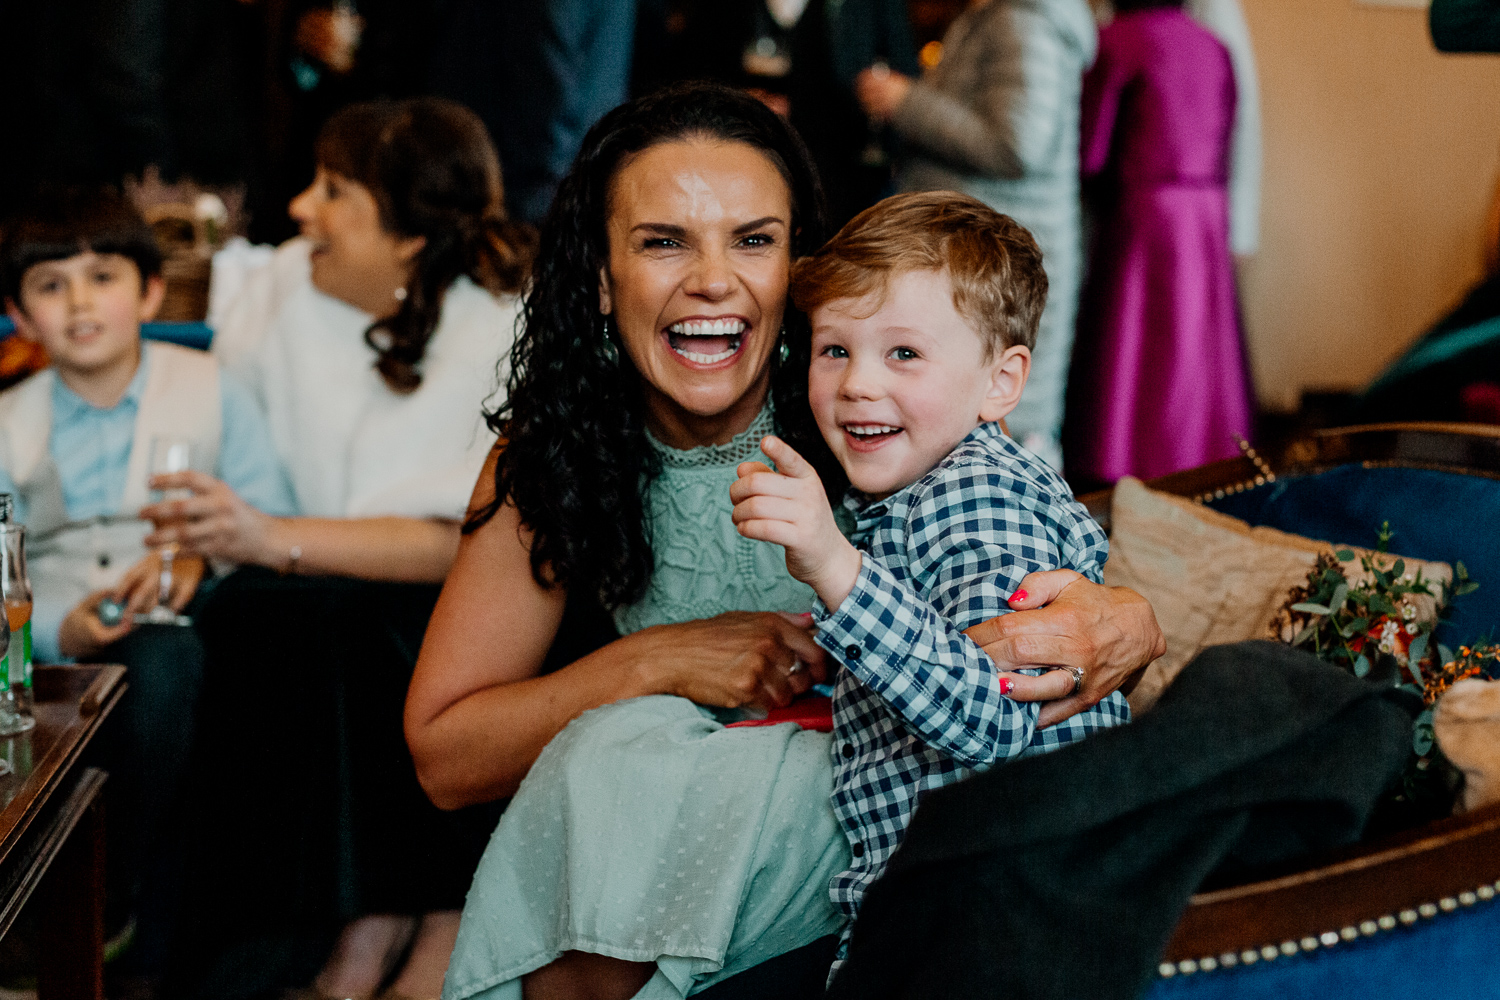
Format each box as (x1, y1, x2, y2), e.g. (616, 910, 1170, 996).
(813, 553, 927, 684)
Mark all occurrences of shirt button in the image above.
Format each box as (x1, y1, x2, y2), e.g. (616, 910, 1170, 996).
(851, 843, 865, 858)
(841, 743, 855, 759)
(844, 645, 862, 660)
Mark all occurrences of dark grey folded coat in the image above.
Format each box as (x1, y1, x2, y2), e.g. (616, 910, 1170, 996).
(828, 640, 1416, 1000)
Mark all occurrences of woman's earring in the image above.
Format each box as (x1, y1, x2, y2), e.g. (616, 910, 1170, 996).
(777, 327, 790, 365)
(393, 286, 408, 302)
(601, 316, 620, 365)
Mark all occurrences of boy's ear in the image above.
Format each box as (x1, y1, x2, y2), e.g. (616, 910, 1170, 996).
(5, 298, 40, 345)
(978, 344, 1030, 423)
(138, 274, 167, 323)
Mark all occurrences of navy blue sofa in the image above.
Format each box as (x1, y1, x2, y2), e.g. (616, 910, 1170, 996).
(1116, 424, 1500, 999)
(0, 316, 213, 352)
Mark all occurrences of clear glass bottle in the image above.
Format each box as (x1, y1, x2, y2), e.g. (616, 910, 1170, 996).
(0, 496, 34, 734)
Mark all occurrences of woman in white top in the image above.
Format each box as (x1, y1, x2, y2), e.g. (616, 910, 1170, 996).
(149, 98, 534, 1000)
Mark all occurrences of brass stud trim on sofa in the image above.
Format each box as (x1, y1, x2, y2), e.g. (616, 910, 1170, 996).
(1156, 879, 1500, 978)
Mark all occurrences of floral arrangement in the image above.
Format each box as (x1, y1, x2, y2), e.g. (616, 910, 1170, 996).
(1424, 644, 1500, 704)
(1272, 524, 1485, 823)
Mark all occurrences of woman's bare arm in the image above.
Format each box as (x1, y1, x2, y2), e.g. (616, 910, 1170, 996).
(967, 569, 1166, 726)
(405, 452, 830, 809)
(142, 470, 461, 583)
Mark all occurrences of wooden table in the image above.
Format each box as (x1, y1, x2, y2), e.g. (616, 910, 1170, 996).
(0, 664, 125, 1000)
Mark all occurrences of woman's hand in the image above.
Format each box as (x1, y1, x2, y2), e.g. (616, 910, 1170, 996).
(141, 471, 278, 567)
(633, 610, 830, 712)
(116, 549, 206, 612)
(965, 569, 1165, 727)
(731, 436, 862, 610)
(855, 65, 914, 122)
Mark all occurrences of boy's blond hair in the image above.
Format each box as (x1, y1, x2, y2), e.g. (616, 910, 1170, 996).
(790, 191, 1048, 356)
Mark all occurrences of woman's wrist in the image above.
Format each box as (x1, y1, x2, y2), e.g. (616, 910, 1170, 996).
(616, 625, 683, 700)
(259, 515, 298, 572)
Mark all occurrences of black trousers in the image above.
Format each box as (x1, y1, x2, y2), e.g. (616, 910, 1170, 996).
(83, 605, 210, 977)
(166, 569, 500, 1000)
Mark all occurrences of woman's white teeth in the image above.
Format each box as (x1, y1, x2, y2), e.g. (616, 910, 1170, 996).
(677, 346, 737, 363)
(667, 318, 745, 363)
(847, 425, 901, 437)
(669, 319, 747, 337)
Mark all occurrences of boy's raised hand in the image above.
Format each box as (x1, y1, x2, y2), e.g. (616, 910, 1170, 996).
(59, 590, 135, 660)
(731, 436, 863, 610)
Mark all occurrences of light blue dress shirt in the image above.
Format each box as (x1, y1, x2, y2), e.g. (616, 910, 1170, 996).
(0, 350, 297, 661)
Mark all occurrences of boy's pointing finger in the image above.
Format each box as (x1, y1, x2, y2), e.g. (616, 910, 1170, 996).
(759, 435, 816, 479)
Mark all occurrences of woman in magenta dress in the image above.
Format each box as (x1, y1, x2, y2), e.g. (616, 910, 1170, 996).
(1066, 0, 1254, 485)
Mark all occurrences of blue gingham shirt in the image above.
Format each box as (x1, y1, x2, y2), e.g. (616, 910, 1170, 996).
(813, 422, 1131, 956)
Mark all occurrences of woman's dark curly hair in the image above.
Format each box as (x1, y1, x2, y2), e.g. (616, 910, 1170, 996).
(469, 82, 840, 608)
(316, 97, 537, 393)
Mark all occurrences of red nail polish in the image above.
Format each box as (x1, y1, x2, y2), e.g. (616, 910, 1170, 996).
(1010, 589, 1028, 603)
(1000, 677, 1014, 695)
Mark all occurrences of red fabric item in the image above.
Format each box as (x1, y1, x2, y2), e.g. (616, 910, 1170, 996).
(1460, 382, 1500, 424)
(725, 695, 834, 732)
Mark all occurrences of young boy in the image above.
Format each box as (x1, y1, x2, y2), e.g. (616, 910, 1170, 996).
(0, 186, 294, 975)
(731, 191, 1130, 957)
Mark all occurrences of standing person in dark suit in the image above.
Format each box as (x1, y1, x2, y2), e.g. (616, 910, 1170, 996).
(670, 0, 920, 227)
(244, 0, 438, 243)
(427, 0, 637, 225)
(0, 0, 256, 215)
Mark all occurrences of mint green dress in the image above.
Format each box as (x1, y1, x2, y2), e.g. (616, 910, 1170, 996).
(442, 408, 852, 1000)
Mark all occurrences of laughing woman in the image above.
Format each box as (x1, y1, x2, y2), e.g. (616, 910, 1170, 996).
(152, 98, 536, 1000)
(405, 83, 1164, 1000)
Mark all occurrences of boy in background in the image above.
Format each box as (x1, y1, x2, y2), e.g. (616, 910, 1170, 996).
(731, 192, 1129, 967)
(0, 186, 294, 981)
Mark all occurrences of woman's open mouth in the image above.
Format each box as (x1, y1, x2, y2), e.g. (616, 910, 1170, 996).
(842, 423, 904, 452)
(665, 318, 747, 366)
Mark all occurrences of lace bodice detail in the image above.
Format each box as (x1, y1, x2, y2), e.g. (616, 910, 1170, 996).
(613, 406, 815, 635)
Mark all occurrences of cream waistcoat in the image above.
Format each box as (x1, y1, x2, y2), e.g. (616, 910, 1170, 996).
(0, 341, 221, 607)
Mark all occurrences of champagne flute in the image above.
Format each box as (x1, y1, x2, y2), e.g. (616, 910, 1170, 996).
(145, 435, 196, 626)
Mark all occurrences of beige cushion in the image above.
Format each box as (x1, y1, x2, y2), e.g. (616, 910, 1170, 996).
(1104, 477, 1451, 714)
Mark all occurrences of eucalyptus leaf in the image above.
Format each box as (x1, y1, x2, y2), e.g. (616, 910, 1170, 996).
(1330, 583, 1349, 613)
(1292, 625, 1318, 646)
(1408, 632, 1430, 667)
(1457, 581, 1480, 597)
(1414, 728, 1434, 756)
(1353, 653, 1371, 678)
(1335, 549, 1355, 562)
(1392, 559, 1406, 579)
(1440, 644, 1455, 666)
(1291, 603, 1331, 615)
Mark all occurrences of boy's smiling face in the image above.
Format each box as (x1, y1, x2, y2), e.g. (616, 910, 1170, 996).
(808, 268, 1029, 499)
(7, 251, 162, 378)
